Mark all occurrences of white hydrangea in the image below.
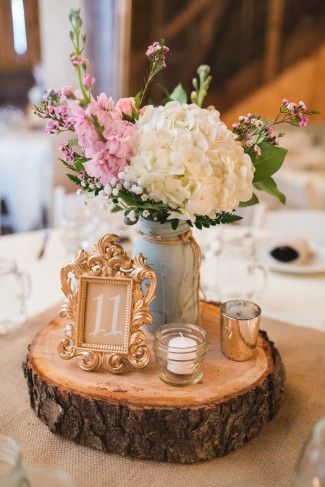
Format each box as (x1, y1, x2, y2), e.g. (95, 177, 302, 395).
(123, 101, 254, 221)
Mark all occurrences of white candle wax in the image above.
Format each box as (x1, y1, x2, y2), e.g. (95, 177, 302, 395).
(225, 301, 260, 320)
(167, 334, 197, 375)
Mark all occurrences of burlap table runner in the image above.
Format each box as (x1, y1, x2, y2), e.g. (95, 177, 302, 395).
(0, 303, 324, 487)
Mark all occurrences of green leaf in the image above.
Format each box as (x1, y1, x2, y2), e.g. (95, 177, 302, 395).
(134, 91, 143, 110)
(67, 173, 81, 185)
(122, 112, 136, 123)
(74, 159, 85, 171)
(111, 205, 123, 213)
(254, 177, 286, 204)
(253, 142, 287, 182)
(58, 158, 77, 172)
(169, 83, 187, 104)
(170, 219, 179, 230)
(239, 193, 259, 207)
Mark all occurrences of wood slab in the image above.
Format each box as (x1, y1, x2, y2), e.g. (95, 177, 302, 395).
(23, 301, 285, 463)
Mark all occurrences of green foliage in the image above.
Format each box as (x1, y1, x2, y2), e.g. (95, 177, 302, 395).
(191, 213, 242, 230)
(169, 84, 187, 104)
(67, 173, 81, 185)
(254, 178, 286, 204)
(250, 142, 287, 204)
(239, 193, 259, 207)
(252, 142, 287, 182)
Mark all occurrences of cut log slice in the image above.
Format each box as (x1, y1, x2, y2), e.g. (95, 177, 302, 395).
(23, 301, 285, 463)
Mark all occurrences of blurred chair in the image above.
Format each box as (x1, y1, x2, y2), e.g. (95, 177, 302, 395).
(261, 209, 325, 242)
(260, 172, 322, 210)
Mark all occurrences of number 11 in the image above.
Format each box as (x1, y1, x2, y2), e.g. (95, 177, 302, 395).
(89, 293, 122, 337)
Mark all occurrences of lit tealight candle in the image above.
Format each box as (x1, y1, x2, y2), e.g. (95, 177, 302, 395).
(221, 300, 261, 361)
(225, 300, 260, 321)
(167, 332, 198, 375)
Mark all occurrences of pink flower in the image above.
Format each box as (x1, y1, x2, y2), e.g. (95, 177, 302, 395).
(61, 142, 76, 162)
(146, 41, 169, 58)
(61, 86, 74, 97)
(298, 113, 309, 128)
(45, 120, 60, 134)
(139, 105, 148, 116)
(104, 121, 135, 159)
(87, 93, 121, 125)
(116, 97, 135, 116)
(83, 74, 95, 88)
(70, 54, 88, 66)
(85, 152, 128, 185)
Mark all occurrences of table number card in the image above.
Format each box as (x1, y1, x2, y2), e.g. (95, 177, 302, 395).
(58, 234, 156, 374)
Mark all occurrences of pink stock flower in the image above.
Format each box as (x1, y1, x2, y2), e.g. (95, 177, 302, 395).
(61, 86, 74, 97)
(85, 152, 128, 185)
(139, 105, 148, 116)
(83, 74, 95, 88)
(87, 93, 121, 125)
(116, 97, 135, 116)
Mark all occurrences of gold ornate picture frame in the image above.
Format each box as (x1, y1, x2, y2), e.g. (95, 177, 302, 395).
(58, 234, 157, 374)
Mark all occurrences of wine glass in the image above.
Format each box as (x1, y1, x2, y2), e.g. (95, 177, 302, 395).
(295, 418, 325, 486)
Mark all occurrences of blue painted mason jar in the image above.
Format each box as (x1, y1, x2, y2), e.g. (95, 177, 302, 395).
(132, 218, 201, 333)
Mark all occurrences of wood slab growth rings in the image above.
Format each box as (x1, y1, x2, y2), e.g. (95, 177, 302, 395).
(23, 302, 285, 464)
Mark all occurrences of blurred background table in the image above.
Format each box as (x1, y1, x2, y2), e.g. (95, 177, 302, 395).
(0, 220, 324, 331)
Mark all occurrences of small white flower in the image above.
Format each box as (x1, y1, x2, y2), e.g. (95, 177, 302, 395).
(112, 188, 119, 196)
(77, 188, 84, 195)
(110, 176, 117, 186)
(143, 209, 150, 218)
(128, 210, 137, 222)
(89, 183, 95, 190)
(81, 181, 87, 188)
(123, 181, 131, 190)
(96, 182, 102, 189)
(131, 185, 143, 195)
(104, 185, 112, 196)
(141, 194, 148, 201)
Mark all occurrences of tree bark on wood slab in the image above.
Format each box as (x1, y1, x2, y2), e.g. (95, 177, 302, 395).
(23, 301, 285, 464)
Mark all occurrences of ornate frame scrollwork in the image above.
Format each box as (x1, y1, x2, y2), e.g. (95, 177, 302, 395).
(58, 234, 156, 374)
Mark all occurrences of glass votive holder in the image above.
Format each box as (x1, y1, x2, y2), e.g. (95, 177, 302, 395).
(154, 323, 208, 386)
(221, 300, 261, 361)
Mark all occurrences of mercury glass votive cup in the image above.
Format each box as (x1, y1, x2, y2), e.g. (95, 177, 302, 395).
(154, 323, 208, 386)
(221, 300, 261, 361)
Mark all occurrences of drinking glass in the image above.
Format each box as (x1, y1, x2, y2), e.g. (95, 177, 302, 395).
(202, 230, 267, 303)
(0, 435, 75, 486)
(295, 418, 325, 486)
(0, 258, 30, 335)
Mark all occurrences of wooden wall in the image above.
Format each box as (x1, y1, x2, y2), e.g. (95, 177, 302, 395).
(223, 43, 325, 125)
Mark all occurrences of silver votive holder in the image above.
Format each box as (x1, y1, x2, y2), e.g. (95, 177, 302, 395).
(221, 300, 261, 361)
(153, 323, 208, 386)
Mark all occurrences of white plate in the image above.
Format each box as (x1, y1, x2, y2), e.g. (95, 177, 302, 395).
(255, 239, 325, 274)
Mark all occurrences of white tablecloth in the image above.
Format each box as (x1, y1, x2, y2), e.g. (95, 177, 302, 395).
(0, 226, 324, 331)
(0, 129, 52, 232)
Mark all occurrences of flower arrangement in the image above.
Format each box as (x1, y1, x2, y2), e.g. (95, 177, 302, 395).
(35, 9, 317, 230)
